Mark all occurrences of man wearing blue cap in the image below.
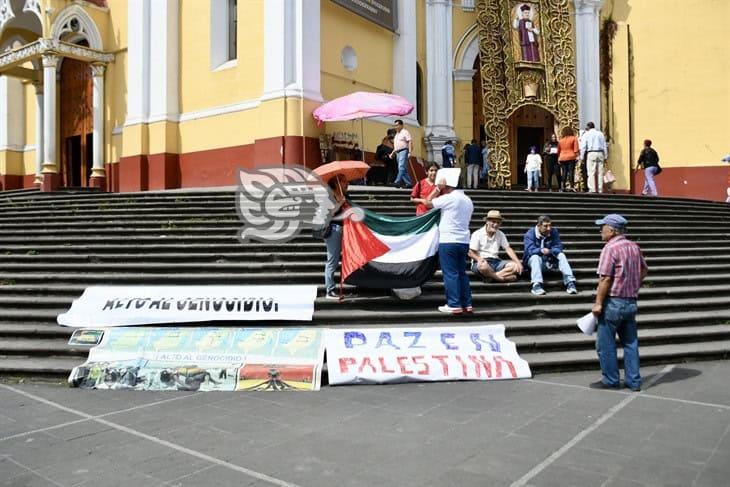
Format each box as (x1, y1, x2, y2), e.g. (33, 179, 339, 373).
(591, 214, 648, 391)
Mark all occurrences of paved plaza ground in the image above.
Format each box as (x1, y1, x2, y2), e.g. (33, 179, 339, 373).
(1, 361, 729, 487)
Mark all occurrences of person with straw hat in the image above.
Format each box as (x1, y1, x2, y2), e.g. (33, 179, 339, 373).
(468, 210, 523, 282)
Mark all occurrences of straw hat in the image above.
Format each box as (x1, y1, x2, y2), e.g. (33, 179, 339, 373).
(484, 210, 503, 222)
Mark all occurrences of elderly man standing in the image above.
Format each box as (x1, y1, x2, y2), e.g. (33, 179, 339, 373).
(425, 174, 474, 314)
(523, 215, 577, 295)
(591, 214, 648, 391)
(580, 122, 608, 193)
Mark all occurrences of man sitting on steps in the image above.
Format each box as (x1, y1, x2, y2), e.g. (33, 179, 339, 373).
(468, 210, 523, 282)
(523, 215, 578, 295)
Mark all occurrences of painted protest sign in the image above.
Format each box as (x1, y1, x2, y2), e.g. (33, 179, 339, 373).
(325, 325, 531, 385)
(68, 327, 325, 391)
(57, 285, 317, 327)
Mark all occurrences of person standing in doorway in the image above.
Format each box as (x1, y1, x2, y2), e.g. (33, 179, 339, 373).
(591, 214, 648, 391)
(424, 176, 474, 314)
(524, 146, 542, 192)
(636, 139, 661, 196)
(390, 120, 413, 189)
(557, 127, 579, 191)
(543, 133, 561, 191)
(580, 122, 608, 193)
(464, 139, 482, 189)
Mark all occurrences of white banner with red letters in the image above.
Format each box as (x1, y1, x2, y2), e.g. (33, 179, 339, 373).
(325, 325, 531, 385)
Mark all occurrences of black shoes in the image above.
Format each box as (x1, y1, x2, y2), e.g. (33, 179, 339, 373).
(589, 380, 620, 390)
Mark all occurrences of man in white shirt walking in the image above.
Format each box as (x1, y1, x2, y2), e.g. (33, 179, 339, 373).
(580, 122, 608, 193)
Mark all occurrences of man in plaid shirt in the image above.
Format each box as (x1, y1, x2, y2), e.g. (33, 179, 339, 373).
(591, 214, 648, 391)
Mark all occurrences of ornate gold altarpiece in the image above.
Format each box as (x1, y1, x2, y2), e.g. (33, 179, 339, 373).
(475, 0, 580, 189)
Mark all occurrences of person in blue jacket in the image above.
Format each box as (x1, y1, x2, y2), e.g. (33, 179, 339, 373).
(523, 215, 578, 295)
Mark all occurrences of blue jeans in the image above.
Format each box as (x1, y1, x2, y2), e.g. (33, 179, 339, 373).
(528, 253, 575, 285)
(438, 243, 472, 309)
(596, 297, 641, 389)
(643, 166, 659, 196)
(527, 170, 539, 189)
(324, 223, 342, 293)
(393, 150, 413, 187)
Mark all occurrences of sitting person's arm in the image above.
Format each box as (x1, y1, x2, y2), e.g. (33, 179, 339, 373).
(503, 244, 524, 274)
(549, 229, 564, 256)
(468, 248, 483, 267)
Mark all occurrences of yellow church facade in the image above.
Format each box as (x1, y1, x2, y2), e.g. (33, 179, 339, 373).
(0, 0, 727, 201)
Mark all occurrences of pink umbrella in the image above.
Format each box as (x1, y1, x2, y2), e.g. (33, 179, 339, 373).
(313, 92, 414, 175)
(313, 92, 413, 124)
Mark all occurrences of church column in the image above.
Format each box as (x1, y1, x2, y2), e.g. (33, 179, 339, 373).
(41, 53, 59, 192)
(90, 63, 106, 189)
(424, 0, 455, 162)
(33, 81, 43, 185)
(262, 0, 322, 166)
(574, 0, 604, 129)
(392, 0, 417, 126)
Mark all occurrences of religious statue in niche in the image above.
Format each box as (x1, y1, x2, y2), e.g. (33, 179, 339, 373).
(512, 2, 541, 63)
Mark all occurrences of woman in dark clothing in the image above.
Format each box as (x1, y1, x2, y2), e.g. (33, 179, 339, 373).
(542, 134, 561, 191)
(636, 139, 661, 196)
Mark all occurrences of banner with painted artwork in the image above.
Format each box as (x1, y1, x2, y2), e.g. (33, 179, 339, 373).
(325, 325, 532, 385)
(57, 285, 318, 327)
(68, 327, 326, 391)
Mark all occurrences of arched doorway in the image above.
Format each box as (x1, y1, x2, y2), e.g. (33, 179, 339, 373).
(59, 45, 93, 187)
(507, 105, 556, 187)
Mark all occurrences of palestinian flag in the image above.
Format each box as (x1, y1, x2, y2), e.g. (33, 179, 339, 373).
(341, 207, 440, 289)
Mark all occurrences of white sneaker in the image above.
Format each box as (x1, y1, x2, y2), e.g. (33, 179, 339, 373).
(438, 305, 463, 315)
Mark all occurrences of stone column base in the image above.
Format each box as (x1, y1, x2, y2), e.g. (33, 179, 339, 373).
(89, 175, 107, 190)
(424, 134, 459, 166)
(41, 172, 60, 192)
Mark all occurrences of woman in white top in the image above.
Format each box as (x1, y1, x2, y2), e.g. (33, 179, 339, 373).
(524, 146, 542, 192)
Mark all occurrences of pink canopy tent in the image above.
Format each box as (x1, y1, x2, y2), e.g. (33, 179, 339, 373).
(312, 92, 414, 181)
(312, 92, 414, 124)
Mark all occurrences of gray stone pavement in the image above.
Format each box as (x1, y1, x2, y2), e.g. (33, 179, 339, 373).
(1, 361, 729, 487)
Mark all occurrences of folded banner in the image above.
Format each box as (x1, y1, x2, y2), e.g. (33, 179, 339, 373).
(69, 327, 325, 391)
(342, 206, 440, 289)
(325, 325, 531, 385)
(57, 285, 317, 327)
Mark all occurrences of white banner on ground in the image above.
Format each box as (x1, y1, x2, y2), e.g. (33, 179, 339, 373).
(57, 285, 317, 327)
(325, 325, 532, 385)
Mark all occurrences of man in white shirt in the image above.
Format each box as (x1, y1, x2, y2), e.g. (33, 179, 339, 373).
(580, 122, 608, 193)
(425, 176, 474, 314)
(390, 119, 413, 189)
(468, 210, 523, 282)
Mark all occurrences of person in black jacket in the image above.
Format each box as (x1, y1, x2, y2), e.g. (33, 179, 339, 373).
(542, 134, 561, 191)
(636, 139, 661, 196)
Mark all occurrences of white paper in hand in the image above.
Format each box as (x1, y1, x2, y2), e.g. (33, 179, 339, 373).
(577, 312, 597, 335)
(436, 167, 461, 188)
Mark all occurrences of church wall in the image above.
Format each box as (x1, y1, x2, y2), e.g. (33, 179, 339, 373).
(606, 0, 729, 200)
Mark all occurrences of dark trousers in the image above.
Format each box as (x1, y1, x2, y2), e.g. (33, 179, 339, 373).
(546, 157, 561, 189)
(560, 161, 575, 190)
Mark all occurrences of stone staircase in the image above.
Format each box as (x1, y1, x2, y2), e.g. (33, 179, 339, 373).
(1, 187, 729, 380)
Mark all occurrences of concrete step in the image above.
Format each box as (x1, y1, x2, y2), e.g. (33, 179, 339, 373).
(521, 340, 730, 372)
(0, 355, 83, 377)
